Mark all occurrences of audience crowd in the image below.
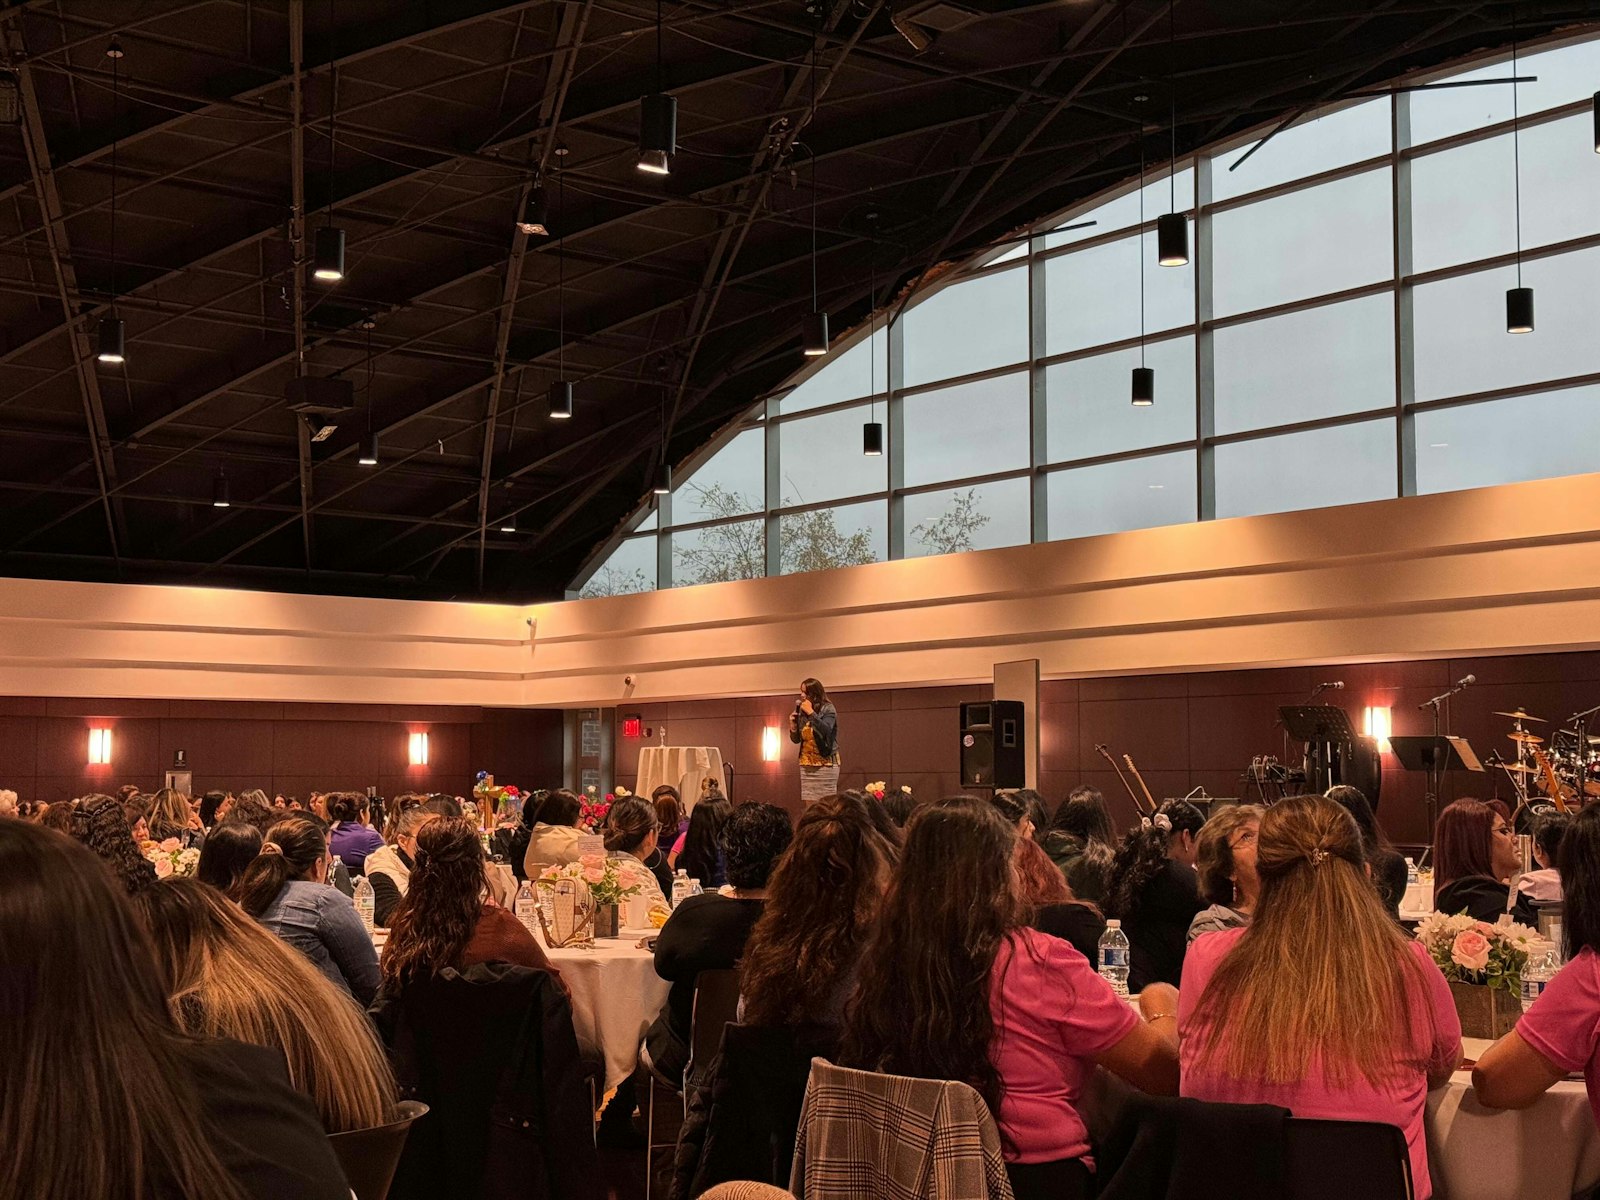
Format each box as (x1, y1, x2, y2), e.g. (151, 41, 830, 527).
(1, 775, 1594, 1200)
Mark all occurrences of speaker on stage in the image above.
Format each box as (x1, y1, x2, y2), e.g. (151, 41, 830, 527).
(961, 700, 1025, 789)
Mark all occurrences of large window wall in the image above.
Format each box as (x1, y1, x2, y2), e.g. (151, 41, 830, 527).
(575, 33, 1600, 598)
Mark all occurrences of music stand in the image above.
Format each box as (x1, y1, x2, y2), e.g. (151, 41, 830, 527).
(1389, 735, 1483, 862)
(1278, 705, 1359, 794)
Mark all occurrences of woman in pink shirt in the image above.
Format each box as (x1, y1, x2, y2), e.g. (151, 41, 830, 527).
(843, 796, 1179, 1200)
(1180, 795, 1461, 1199)
(1474, 804, 1600, 1123)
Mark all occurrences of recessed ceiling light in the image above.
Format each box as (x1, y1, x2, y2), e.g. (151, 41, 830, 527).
(1428, 442, 1449, 448)
(1147, 484, 1165, 490)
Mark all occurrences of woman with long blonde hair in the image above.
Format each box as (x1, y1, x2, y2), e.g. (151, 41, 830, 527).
(136, 878, 397, 1133)
(1180, 795, 1461, 1198)
(146, 787, 204, 848)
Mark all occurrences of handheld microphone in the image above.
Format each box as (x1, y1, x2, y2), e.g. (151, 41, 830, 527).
(1456, 674, 1476, 688)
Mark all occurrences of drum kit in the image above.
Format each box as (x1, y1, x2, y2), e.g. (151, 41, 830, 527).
(1488, 705, 1600, 814)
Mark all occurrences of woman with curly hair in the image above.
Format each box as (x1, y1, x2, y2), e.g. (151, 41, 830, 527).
(136, 878, 397, 1133)
(741, 793, 894, 1029)
(1103, 799, 1205, 990)
(842, 797, 1178, 1200)
(380, 817, 560, 991)
(71, 793, 158, 896)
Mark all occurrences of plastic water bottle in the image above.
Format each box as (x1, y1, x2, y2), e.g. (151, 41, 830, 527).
(1521, 945, 1560, 1013)
(514, 880, 539, 937)
(1405, 857, 1418, 887)
(330, 856, 354, 898)
(1098, 919, 1131, 998)
(689, 877, 704, 897)
(671, 869, 692, 908)
(352, 875, 375, 932)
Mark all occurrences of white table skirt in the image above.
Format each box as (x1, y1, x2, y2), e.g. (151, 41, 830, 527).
(635, 745, 726, 815)
(545, 929, 670, 1093)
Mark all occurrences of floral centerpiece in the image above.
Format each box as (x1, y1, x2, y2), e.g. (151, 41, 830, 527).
(580, 785, 612, 833)
(143, 837, 200, 880)
(539, 853, 651, 937)
(1415, 912, 1541, 1038)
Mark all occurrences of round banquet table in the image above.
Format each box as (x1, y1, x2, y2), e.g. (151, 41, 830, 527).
(544, 929, 671, 1094)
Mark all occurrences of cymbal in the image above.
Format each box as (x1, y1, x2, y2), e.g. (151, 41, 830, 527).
(1498, 763, 1538, 775)
(1494, 709, 1547, 723)
(1508, 731, 1545, 745)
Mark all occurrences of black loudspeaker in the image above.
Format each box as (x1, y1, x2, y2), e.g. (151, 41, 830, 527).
(960, 700, 1026, 789)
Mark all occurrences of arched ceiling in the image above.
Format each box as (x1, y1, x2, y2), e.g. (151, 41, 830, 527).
(0, 0, 1588, 601)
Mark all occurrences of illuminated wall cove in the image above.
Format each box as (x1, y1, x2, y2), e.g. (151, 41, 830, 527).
(573, 33, 1600, 600)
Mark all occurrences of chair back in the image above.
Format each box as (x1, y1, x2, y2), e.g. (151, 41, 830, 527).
(327, 1101, 429, 1200)
(1284, 1117, 1412, 1200)
(698, 1184, 794, 1200)
(688, 968, 742, 1083)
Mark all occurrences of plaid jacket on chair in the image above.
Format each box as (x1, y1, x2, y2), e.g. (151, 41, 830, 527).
(789, 1059, 1015, 1200)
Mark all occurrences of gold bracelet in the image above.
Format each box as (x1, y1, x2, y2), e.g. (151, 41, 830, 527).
(1145, 1012, 1176, 1023)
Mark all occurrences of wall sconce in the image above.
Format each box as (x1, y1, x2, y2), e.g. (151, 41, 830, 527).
(1363, 706, 1392, 753)
(88, 727, 113, 766)
(761, 725, 782, 763)
(408, 731, 429, 767)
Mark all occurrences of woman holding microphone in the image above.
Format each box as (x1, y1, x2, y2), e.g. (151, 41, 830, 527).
(790, 678, 840, 806)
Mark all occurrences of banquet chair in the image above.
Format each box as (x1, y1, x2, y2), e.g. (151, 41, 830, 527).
(1282, 1118, 1412, 1200)
(326, 1100, 429, 1200)
(645, 968, 743, 1200)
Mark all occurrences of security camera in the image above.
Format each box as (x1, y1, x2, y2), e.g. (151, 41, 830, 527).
(624, 675, 635, 688)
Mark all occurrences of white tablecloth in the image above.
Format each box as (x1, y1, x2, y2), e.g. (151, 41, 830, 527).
(1428, 1038, 1600, 1200)
(635, 745, 726, 814)
(545, 929, 670, 1093)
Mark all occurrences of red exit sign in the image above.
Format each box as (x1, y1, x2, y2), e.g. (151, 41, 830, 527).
(621, 714, 643, 739)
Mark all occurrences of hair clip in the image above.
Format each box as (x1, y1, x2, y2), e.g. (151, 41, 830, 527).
(1153, 813, 1172, 832)
(259, 842, 282, 856)
(1308, 848, 1329, 867)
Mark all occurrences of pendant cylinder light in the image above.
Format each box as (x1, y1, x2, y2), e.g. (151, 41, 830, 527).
(1593, 90, 1599, 154)
(654, 462, 672, 495)
(516, 180, 549, 236)
(802, 310, 829, 357)
(638, 93, 677, 174)
(1156, 212, 1188, 267)
(358, 431, 379, 465)
(212, 471, 230, 508)
(499, 512, 517, 534)
(96, 317, 126, 364)
(1131, 366, 1155, 407)
(312, 226, 345, 282)
(863, 421, 884, 456)
(1506, 286, 1534, 335)
(548, 379, 573, 420)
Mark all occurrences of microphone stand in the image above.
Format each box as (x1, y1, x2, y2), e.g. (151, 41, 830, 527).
(1416, 678, 1472, 864)
(1567, 701, 1600, 806)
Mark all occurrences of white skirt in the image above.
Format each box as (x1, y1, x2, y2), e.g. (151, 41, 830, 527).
(800, 763, 840, 806)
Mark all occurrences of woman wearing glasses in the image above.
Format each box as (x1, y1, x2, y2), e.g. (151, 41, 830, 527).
(1433, 799, 1520, 923)
(1187, 804, 1264, 943)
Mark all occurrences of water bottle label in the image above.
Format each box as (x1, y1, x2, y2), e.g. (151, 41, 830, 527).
(1100, 947, 1129, 969)
(1522, 978, 1545, 1004)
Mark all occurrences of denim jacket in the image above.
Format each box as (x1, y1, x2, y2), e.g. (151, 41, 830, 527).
(258, 880, 381, 1004)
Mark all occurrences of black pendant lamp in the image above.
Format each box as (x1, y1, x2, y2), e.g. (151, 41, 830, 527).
(862, 419, 884, 456)
(637, 0, 675, 174)
(549, 163, 574, 417)
(1506, 18, 1532, 334)
(800, 48, 829, 357)
(1593, 90, 1600, 154)
(1132, 139, 1155, 406)
(1131, 366, 1155, 407)
(314, 44, 346, 282)
(516, 170, 550, 237)
(653, 462, 672, 495)
(358, 431, 378, 466)
(1157, 6, 1188, 268)
(499, 485, 518, 533)
(863, 212, 883, 456)
(212, 469, 230, 508)
(98, 40, 126, 365)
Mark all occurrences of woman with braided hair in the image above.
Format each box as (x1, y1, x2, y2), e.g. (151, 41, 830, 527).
(1180, 795, 1461, 1199)
(1103, 799, 1204, 989)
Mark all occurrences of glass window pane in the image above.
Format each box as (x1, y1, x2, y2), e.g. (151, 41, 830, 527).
(1212, 99, 1390, 201)
(1413, 248, 1600, 402)
(778, 500, 886, 575)
(902, 372, 1030, 488)
(1411, 113, 1600, 272)
(1410, 39, 1600, 146)
(1043, 228, 1194, 354)
(777, 326, 888, 415)
(1214, 295, 1395, 435)
(1416, 386, 1600, 494)
(636, 508, 657, 532)
(1044, 335, 1195, 462)
(776, 402, 886, 505)
(903, 266, 1028, 387)
(671, 520, 765, 587)
(1046, 451, 1197, 541)
(1214, 419, 1397, 519)
(578, 536, 656, 597)
(1213, 168, 1392, 317)
(903, 478, 1031, 558)
(671, 428, 764, 524)
(1040, 168, 1194, 250)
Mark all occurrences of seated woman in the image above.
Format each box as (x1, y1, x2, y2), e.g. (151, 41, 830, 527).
(1475, 803, 1600, 1115)
(1325, 783, 1409, 914)
(326, 792, 384, 875)
(381, 816, 561, 988)
(196, 821, 263, 891)
(646, 803, 794, 1082)
(146, 787, 205, 849)
(990, 791, 1036, 841)
(136, 878, 397, 1133)
(604, 795, 670, 909)
(1017, 835, 1105, 965)
(1042, 786, 1118, 906)
(522, 788, 586, 879)
(71, 793, 158, 896)
(1511, 810, 1570, 928)
(231, 815, 381, 1005)
(1104, 800, 1205, 989)
(652, 785, 687, 844)
(1181, 795, 1461, 1199)
(0, 820, 349, 1200)
(1433, 799, 1518, 922)
(842, 797, 1179, 1200)
(365, 806, 441, 927)
(741, 793, 894, 1030)
(1187, 803, 1263, 942)
(672, 796, 732, 890)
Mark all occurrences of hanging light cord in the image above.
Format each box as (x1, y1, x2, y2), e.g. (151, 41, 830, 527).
(656, 0, 664, 95)
(1511, 7, 1523, 285)
(1168, 0, 1177, 213)
(1139, 133, 1147, 368)
(869, 221, 877, 423)
(810, 44, 819, 313)
(328, 0, 337, 225)
(557, 163, 565, 374)
(110, 47, 118, 308)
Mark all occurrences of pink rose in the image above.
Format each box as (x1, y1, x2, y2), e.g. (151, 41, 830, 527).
(159, 837, 181, 853)
(579, 853, 606, 870)
(582, 865, 606, 884)
(1473, 921, 1499, 936)
(153, 857, 173, 879)
(1451, 929, 1491, 972)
